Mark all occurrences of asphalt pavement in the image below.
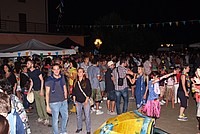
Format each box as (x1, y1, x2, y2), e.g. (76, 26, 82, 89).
(28, 91, 197, 134)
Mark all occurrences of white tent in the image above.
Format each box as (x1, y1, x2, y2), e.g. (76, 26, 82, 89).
(189, 42, 200, 48)
(0, 39, 76, 57)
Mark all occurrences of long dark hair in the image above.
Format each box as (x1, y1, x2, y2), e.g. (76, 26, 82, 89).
(0, 115, 9, 134)
(73, 67, 86, 89)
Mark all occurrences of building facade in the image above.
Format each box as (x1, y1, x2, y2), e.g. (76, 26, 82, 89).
(0, 0, 48, 33)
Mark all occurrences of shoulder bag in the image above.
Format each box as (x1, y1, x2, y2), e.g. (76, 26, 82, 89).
(117, 67, 124, 86)
(77, 81, 94, 105)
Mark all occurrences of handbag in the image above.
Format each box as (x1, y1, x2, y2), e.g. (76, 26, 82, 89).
(117, 67, 124, 86)
(77, 81, 94, 105)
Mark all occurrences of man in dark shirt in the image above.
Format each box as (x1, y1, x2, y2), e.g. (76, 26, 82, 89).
(45, 64, 68, 134)
(105, 61, 117, 115)
(26, 60, 49, 126)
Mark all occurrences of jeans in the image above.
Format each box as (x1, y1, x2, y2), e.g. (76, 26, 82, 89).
(21, 88, 30, 109)
(50, 100, 68, 134)
(76, 101, 91, 132)
(115, 87, 129, 115)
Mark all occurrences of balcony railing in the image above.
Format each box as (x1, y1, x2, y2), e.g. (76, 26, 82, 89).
(0, 19, 48, 33)
(0, 19, 90, 35)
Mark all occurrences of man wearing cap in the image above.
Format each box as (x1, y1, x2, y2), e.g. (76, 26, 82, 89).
(105, 61, 117, 115)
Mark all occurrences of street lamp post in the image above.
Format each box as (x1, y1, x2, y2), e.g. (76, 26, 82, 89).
(94, 39, 102, 49)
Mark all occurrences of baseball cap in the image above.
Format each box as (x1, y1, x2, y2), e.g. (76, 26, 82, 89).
(107, 61, 114, 67)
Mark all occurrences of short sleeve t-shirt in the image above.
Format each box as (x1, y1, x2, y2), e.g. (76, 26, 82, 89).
(28, 69, 42, 91)
(45, 75, 66, 103)
(87, 65, 100, 89)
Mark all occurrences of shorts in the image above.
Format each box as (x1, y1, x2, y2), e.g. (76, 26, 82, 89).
(16, 86, 21, 92)
(99, 81, 105, 91)
(107, 90, 116, 101)
(92, 88, 102, 102)
(159, 86, 166, 97)
(166, 85, 174, 101)
(177, 91, 188, 108)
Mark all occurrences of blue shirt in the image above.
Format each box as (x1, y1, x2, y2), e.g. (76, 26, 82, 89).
(147, 80, 159, 100)
(45, 75, 66, 103)
(87, 65, 100, 89)
(28, 69, 42, 91)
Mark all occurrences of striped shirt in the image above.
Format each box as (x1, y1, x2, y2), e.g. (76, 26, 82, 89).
(112, 65, 128, 90)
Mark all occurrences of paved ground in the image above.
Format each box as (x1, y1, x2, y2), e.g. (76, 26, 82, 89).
(28, 91, 197, 134)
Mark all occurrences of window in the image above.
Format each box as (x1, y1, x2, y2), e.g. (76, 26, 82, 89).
(18, 0, 26, 2)
(19, 13, 27, 32)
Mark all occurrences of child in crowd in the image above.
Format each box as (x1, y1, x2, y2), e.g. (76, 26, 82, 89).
(166, 68, 176, 108)
(158, 68, 167, 105)
(127, 65, 148, 113)
(143, 71, 176, 121)
(191, 68, 200, 133)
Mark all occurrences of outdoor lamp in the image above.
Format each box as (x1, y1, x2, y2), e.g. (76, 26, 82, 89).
(94, 39, 102, 49)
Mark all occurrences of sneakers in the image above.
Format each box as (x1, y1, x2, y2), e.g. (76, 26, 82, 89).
(129, 96, 135, 100)
(94, 105, 102, 109)
(96, 110, 104, 115)
(178, 114, 188, 121)
(159, 101, 164, 106)
(109, 111, 117, 116)
(161, 100, 166, 104)
(37, 118, 44, 123)
(103, 97, 107, 100)
(107, 110, 111, 114)
(44, 119, 50, 126)
(91, 107, 96, 114)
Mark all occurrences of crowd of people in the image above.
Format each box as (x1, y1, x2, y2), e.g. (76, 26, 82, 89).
(0, 50, 200, 134)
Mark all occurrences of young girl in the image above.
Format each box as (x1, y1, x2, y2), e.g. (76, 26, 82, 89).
(127, 65, 148, 112)
(143, 71, 176, 119)
(191, 68, 200, 133)
(158, 67, 167, 105)
(166, 69, 176, 108)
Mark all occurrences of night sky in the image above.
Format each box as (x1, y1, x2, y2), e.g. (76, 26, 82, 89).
(49, 0, 200, 45)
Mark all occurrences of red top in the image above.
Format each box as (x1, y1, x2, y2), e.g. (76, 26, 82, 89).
(176, 73, 181, 83)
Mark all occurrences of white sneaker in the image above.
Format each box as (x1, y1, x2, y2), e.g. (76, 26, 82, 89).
(94, 105, 102, 109)
(107, 110, 111, 114)
(103, 97, 107, 100)
(60, 132, 68, 134)
(96, 110, 104, 115)
(110, 111, 117, 115)
(37, 118, 44, 123)
(161, 100, 166, 103)
(160, 101, 164, 106)
(91, 107, 96, 113)
(129, 96, 135, 100)
(44, 119, 50, 126)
